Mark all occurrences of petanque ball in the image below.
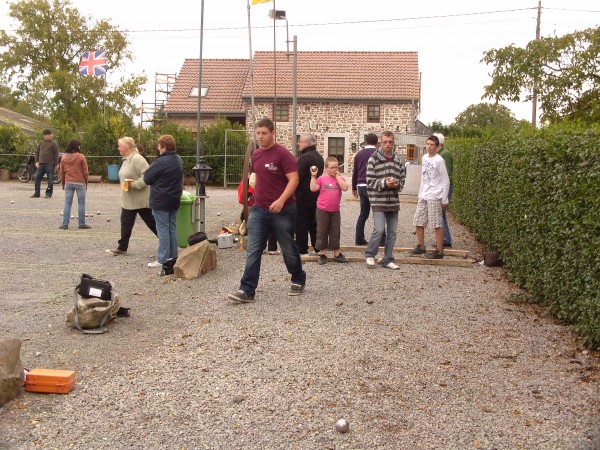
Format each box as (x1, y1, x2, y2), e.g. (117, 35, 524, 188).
(335, 418, 350, 433)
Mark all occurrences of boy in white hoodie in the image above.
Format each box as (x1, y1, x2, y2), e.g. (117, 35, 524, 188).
(411, 134, 450, 259)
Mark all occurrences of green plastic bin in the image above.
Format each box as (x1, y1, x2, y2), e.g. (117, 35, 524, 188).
(176, 191, 196, 248)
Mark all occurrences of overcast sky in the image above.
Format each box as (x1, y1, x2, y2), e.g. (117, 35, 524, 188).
(1, 0, 599, 125)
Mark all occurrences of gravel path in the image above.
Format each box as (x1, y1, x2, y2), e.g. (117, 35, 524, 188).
(0, 180, 598, 449)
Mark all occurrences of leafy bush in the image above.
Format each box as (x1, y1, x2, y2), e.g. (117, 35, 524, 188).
(0, 124, 34, 171)
(449, 124, 600, 348)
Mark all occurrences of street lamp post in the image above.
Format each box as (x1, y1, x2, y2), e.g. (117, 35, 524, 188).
(270, 9, 297, 150)
(192, 159, 212, 233)
(194, 0, 208, 233)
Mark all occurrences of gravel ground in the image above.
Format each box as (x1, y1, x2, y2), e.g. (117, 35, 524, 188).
(0, 180, 598, 450)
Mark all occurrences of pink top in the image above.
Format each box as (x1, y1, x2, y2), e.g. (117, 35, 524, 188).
(316, 175, 342, 213)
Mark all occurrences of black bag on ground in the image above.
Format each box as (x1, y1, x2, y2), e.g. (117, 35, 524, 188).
(188, 231, 208, 247)
(77, 274, 112, 300)
(160, 257, 177, 276)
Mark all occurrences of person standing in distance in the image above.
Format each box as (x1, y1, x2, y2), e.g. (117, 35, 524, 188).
(143, 135, 183, 269)
(59, 140, 90, 229)
(228, 118, 306, 303)
(352, 133, 385, 246)
(31, 129, 59, 198)
(411, 134, 450, 259)
(364, 131, 405, 269)
(295, 133, 324, 255)
(434, 132, 453, 248)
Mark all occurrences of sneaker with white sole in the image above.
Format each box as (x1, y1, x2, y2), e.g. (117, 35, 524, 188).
(288, 283, 305, 296)
(383, 261, 400, 270)
(366, 257, 376, 268)
(227, 290, 255, 303)
(147, 260, 162, 268)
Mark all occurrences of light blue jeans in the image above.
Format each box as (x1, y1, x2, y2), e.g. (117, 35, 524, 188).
(365, 211, 398, 265)
(153, 209, 178, 264)
(62, 183, 86, 227)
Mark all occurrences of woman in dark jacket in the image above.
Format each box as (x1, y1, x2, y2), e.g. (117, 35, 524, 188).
(143, 134, 183, 268)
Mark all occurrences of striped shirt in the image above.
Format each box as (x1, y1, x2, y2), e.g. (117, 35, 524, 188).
(366, 149, 406, 212)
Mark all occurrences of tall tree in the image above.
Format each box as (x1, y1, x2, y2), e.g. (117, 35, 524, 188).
(0, 0, 146, 130)
(454, 103, 517, 129)
(482, 27, 600, 124)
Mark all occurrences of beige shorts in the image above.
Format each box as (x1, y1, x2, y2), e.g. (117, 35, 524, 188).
(413, 199, 443, 229)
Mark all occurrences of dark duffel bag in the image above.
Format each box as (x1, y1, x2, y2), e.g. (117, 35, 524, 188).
(188, 231, 208, 247)
(77, 274, 112, 300)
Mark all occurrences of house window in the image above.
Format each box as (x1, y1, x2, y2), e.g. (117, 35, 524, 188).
(328, 137, 345, 168)
(273, 104, 289, 122)
(406, 144, 416, 161)
(189, 86, 209, 97)
(367, 105, 380, 122)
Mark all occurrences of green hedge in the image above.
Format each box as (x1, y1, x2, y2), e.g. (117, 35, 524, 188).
(449, 124, 600, 348)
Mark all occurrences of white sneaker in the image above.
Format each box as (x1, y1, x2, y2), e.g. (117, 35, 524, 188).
(383, 262, 400, 270)
(366, 257, 375, 268)
(147, 260, 162, 268)
(268, 250, 281, 255)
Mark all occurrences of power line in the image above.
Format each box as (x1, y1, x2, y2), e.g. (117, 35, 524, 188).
(1, 7, 537, 34)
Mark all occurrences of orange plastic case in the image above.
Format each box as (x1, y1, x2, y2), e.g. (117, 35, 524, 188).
(24, 369, 76, 394)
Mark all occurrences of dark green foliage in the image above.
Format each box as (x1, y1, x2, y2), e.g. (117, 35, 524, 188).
(450, 124, 600, 348)
(0, 124, 34, 171)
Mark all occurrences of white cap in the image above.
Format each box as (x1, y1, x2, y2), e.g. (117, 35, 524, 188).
(433, 132, 445, 145)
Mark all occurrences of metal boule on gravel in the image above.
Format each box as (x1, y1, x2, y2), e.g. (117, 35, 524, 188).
(335, 418, 349, 433)
(10, 200, 14, 204)
(96, 211, 100, 215)
(107, 218, 111, 222)
(217, 212, 221, 216)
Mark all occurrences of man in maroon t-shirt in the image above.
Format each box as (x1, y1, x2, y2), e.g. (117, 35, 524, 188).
(228, 118, 307, 303)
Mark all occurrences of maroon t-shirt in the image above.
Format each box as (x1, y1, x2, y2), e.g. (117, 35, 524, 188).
(252, 143, 298, 210)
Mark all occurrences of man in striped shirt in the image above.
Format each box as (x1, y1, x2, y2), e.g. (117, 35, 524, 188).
(364, 130, 406, 270)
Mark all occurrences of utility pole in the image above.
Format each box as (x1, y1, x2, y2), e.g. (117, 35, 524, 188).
(532, 0, 541, 128)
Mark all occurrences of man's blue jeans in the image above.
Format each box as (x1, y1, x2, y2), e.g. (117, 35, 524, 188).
(365, 210, 398, 265)
(239, 204, 306, 297)
(34, 163, 54, 196)
(442, 184, 453, 246)
(153, 209, 178, 264)
(62, 183, 86, 227)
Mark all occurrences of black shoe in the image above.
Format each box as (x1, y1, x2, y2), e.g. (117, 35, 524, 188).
(334, 253, 348, 263)
(227, 290, 255, 303)
(317, 254, 327, 265)
(58, 225, 68, 230)
(45, 195, 52, 198)
(78, 224, 91, 229)
(410, 245, 426, 255)
(443, 242, 452, 248)
(30, 194, 40, 198)
(356, 241, 368, 246)
(425, 250, 444, 259)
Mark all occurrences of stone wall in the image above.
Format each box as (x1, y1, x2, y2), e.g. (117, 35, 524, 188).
(248, 100, 417, 171)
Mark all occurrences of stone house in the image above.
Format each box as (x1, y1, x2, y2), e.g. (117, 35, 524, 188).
(164, 51, 420, 171)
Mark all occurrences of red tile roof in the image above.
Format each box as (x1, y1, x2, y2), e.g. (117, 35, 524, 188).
(164, 51, 419, 114)
(164, 59, 250, 114)
(243, 51, 419, 100)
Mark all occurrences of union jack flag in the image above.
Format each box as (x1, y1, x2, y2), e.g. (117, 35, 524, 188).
(79, 50, 108, 76)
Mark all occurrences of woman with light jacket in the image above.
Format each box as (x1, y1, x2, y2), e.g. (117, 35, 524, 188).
(105, 137, 157, 256)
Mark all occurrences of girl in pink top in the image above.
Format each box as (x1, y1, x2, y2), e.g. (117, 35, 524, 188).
(310, 157, 349, 264)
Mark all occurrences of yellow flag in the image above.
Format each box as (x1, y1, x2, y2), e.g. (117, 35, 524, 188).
(252, 0, 272, 4)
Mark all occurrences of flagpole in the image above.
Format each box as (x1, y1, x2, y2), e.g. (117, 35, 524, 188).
(246, 0, 256, 137)
(103, 74, 106, 122)
(272, 0, 277, 133)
